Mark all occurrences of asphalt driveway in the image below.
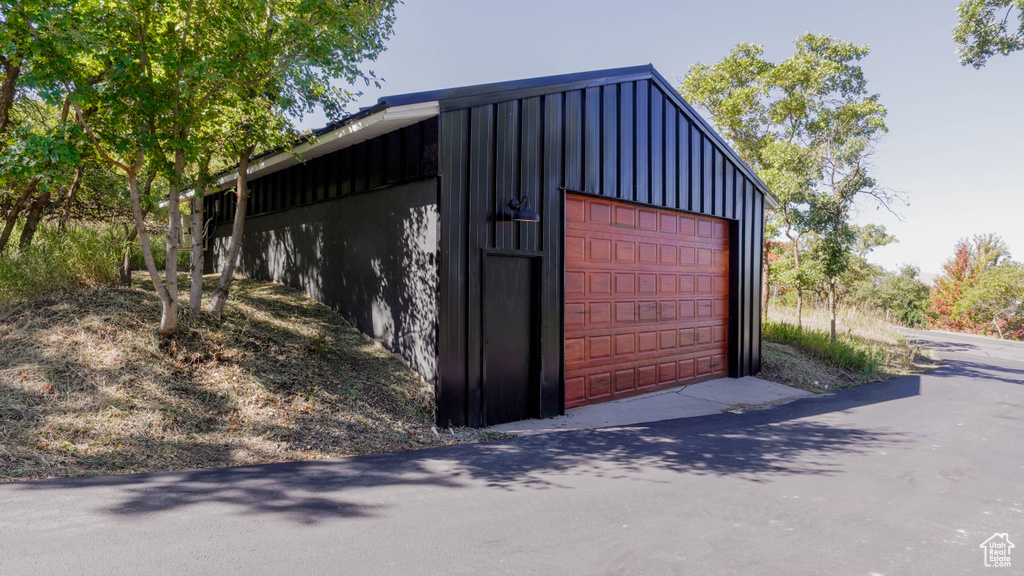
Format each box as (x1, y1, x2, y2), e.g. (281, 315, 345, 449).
(1, 329, 1022, 575)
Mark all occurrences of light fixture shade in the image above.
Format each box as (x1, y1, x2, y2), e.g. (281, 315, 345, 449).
(509, 196, 540, 223)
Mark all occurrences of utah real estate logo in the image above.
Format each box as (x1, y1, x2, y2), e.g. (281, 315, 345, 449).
(980, 533, 1014, 568)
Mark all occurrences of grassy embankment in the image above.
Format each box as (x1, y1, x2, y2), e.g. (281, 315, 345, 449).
(760, 304, 938, 393)
(0, 273, 477, 482)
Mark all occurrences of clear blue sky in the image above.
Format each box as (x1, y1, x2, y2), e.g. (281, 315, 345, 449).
(299, 0, 1024, 276)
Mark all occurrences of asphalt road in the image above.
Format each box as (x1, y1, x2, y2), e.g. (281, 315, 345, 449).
(2, 329, 1022, 575)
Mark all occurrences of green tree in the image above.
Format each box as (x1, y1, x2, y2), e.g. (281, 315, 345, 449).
(198, 0, 398, 317)
(26, 0, 396, 336)
(954, 0, 1024, 67)
(955, 262, 1024, 338)
(682, 34, 897, 335)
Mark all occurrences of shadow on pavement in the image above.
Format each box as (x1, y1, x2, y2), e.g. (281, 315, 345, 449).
(9, 375, 922, 524)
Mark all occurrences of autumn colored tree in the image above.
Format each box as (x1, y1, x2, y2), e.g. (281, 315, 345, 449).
(931, 235, 1011, 332)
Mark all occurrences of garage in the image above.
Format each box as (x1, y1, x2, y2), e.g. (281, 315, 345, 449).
(204, 64, 775, 427)
(564, 194, 729, 407)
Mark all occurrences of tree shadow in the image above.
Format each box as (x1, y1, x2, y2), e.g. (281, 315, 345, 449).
(209, 179, 438, 384)
(12, 377, 918, 524)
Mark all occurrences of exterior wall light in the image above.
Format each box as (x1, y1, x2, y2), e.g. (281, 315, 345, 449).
(509, 196, 540, 223)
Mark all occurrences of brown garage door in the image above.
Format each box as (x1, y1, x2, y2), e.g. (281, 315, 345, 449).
(564, 194, 729, 408)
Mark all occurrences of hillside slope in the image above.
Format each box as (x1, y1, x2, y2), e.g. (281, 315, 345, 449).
(0, 275, 470, 481)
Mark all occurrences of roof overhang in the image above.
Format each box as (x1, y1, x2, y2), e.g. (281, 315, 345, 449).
(218, 100, 440, 189)
(180, 101, 439, 202)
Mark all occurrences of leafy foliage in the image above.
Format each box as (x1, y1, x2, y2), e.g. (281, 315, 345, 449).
(930, 234, 1019, 337)
(954, 0, 1024, 67)
(682, 34, 897, 337)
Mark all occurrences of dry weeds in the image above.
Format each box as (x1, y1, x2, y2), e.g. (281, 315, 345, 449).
(0, 274, 478, 482)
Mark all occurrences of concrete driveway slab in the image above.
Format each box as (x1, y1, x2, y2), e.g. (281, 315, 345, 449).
(488, 376, 812, 434)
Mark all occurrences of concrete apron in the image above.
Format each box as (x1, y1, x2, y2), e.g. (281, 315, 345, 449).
(488, 376, 813, 435)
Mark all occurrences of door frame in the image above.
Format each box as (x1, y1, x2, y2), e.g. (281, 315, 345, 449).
(480, 249, 543, 425)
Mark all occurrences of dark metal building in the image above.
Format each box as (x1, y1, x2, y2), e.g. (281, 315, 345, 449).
(203, 65, 776, 427)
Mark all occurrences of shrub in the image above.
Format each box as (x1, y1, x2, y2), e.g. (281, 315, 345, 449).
(129, 233, 191, 272)
(0, 223, 121, 307)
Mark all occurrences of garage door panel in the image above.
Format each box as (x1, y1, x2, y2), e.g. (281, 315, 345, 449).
(565, 194, 728, 408)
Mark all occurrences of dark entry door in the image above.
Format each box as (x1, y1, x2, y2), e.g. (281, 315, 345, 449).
(482, 254, 539, 425)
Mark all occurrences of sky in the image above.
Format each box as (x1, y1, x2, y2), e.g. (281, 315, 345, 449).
(298, 0, 1024, 276)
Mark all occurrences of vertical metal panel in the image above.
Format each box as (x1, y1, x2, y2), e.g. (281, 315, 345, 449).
(723, 158, 734, 220)
(495, 100, 519, 251)
(713, 150, 725, 217)
(635, 80, 649, 205)
(564, 90, 583, 191)
(584, 87, 601, 195)
(649, 85, 663, 208)
(438, 109, 470, 426)
(663, 99, 676, 209)
(689, 124, 701, 211)
(519, 97, 542, 252)
(618, 82, 634, 201)
(542, 92, 564, 418)
(385, 130, 401, 186)
(702, 136, 713, 214)
(601, 84, 618, 198)
(338, 147, 351, 196)
(742, 178, 754, 374)
(466, 105, 494, 427)
(752, 189, 764, 373)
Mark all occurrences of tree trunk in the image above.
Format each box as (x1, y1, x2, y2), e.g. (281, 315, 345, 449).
(18, 190, 51, 249)
(208, 145, 256, 317)
(189, 194, 205, 314)
(0, 59, 21, 136)
(796, 288, 804, 330)
(58, 165, 85, 230)
(126, 150, 175, 337)
(829, 283, 837, 342)
(0, 178, 39, 253)
(762, 258, 771, 321)
(162, 151, 184, 334)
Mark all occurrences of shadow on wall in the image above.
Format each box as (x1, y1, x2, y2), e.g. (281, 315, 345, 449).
(209, 179, 439, 383)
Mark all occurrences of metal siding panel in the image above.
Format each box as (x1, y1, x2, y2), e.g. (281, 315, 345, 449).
(724, 160, 734, 220)
(338, 147, 352, 196)
(495, 100, 519, 251)
(743, 179, 754, 375)
(564, 90, 583, 191)
(618, 82, 634, 201)
(467, 105, 494, 427)
(663, 100, 676, 209)
(353, 142, 367, 194)
(649, 86, 662, 207)
(369, 137, 383, 190)
(752, 190, 764, 373)
(438, 110, 470, 426)
(679, 117, 690, 211)
(602, 84, 618, 198)
(714, 149, 725, 217)
(584, 87, 602, 195)
(702, 137, 713, 215)
(690, 125, 701, 212)
(543, 93, 564, 417)
(635, 80, 649, 205)
(385, 130, 401, 185)
(519, 97, 542, 252)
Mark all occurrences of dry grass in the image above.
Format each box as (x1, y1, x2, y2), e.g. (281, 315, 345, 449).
(0, 274, 478, 482)
(761, 304, 938, 393)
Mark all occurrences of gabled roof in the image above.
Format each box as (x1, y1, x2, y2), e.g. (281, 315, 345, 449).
(381, 64, 776, 207)
(204, 64, 775, 209)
